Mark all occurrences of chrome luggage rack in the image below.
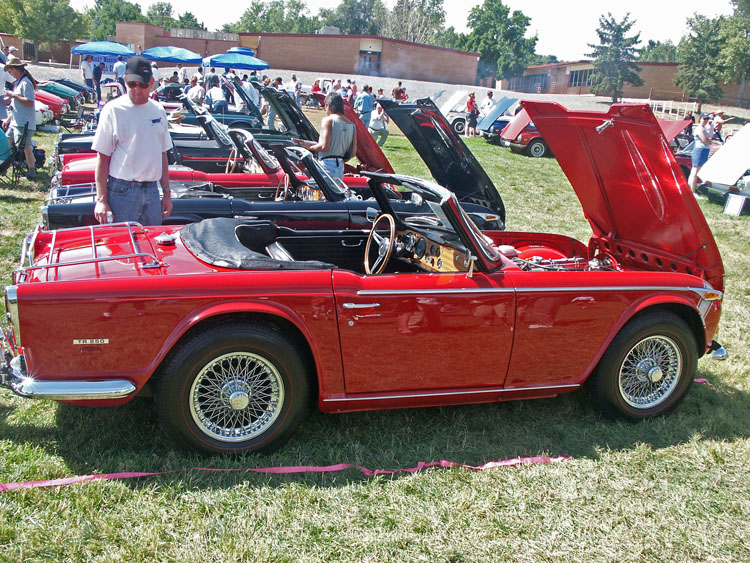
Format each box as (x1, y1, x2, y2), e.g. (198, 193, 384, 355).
(45, 182, 97, 204)
(14, 222, 166, 283)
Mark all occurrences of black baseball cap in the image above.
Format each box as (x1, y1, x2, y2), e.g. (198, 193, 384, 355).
(124, 56, 152, 83)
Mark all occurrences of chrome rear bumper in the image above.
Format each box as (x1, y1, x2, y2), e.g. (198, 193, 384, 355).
(1, 354, 137, 401)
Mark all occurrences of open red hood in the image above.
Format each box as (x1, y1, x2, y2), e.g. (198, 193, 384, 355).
(524, 102, 723, 290)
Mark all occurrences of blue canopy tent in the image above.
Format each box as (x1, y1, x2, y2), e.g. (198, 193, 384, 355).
(140, 46, 203, 64)
(227, 47, 256, 57)
(202, 52, 269, 70)
(70, 41, 136, 70)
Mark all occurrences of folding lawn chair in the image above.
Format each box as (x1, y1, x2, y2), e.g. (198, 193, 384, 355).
(60, 104, 94, 133)
(0, 124, 29, 189)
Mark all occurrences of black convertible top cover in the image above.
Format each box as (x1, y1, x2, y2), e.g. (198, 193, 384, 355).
(181, 217, 335, 270)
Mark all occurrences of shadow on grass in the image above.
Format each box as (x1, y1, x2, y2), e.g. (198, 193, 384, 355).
(0, 368, 744, 490)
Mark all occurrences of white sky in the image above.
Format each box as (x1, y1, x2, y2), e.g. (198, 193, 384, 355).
(69, 0, 736, 61)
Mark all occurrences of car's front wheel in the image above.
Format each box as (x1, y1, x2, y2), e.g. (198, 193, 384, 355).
(452, 119, 466, 135)
(589, 312, 697, 420)
(156, 322, 309, 455)
(526, 139, 549, 158)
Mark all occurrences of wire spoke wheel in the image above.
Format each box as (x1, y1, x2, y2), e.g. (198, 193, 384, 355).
(618, 335, 682, 409)
(189, 352, 284, 442)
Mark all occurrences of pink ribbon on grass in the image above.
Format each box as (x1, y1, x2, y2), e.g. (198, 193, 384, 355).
(0, 456, 570, 492)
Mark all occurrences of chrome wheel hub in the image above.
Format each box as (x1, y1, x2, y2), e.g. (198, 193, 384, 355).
(189, 352, 284, 442)
(619, 335, 682, 409)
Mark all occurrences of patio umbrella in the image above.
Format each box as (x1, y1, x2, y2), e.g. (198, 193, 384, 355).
(140, 46, 203, 64)
(227, 46, 256, 57)
(71, 41, 136, 57)
(202, 52, 269, 70)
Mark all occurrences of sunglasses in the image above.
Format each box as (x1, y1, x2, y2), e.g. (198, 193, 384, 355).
(126, 81, 150, 90)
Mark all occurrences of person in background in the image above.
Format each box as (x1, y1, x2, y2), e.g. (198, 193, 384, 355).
(391, 81, 403, 101)
(93, 62, 105, 102)
(243, 71, 261, 109)
(711, 111, 733, 142)
(91, 55, 172, 225)
(81, 55, 95, 89)
(683, 111, 694, 137)
(186, 76, 205, 105)
(368, 100, 389, 146)
(354, 84, 375, 128)
(480, 91, 495, 117)
(150, 62, 161, 86)
(687, 113, 711, 199)
(293, 92, 356, 182)
(177, 63, 188, 83)
(168, 71, 179, 83)
(0, 44, 17, 65)
(266, 76, 283, 131)
(289, 73, 302, 106)
(465, 92, 478, 137)
(2, 55, 37, 180)
(205, 78, 228, 114)
(0, 57, 9, 122)
(400, 86, 408, 102)
(113, 56, 126, 88)
(309, 79, 322, 107)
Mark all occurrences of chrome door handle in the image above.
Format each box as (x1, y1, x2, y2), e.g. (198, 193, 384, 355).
(341, 239, 363, 247)
(342, 303, 380, 309)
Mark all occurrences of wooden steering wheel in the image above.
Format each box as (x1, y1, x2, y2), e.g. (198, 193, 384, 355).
(364, 213, 396, 274)
(274, 174, 290, 201)
(225, 147, 238, 173)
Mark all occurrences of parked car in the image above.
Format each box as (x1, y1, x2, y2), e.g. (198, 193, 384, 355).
(1, 102, 724, 455)
(34, 89, 68, 120)
(53, 78, 96, 103)
(34, 101, 52, 126)
(477, 97, 519, 144)
(696, 124, 750, 208)
(38, 81, 83, 109)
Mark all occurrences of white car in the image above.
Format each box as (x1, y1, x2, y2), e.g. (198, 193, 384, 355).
(35, 101, 52, 126)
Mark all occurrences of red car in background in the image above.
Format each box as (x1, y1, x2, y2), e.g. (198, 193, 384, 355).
(34, 90, 68, 120)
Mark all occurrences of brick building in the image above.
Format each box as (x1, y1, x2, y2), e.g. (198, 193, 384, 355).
(502, 60, 748, 107)
(113, 23, 480, 85)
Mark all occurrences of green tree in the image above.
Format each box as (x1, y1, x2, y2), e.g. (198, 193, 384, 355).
(639, 39, 679, 62)
(89, 0, 145, 41)
(587, 13, 643, 102)
(175, 11, 205, 31)
(147, 1, 174, 29)
(6, 0, 86, 58)
(462, 0, 537, 80)
(675, 15, 724, 103)
(718, 13, 750, 105)
(731, 0, 750, 15)
(319, 0, 386, 35)
(434, 25, 466, 50)
(381, 0, 445, 45)
(224, 0, 320, 34)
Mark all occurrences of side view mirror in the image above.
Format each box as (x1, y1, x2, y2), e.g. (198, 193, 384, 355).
(410, 192, 423, 206)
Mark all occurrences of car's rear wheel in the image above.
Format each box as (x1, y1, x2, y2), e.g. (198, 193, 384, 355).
(156, 322, 309, 455)
(526, 139, 549, 158)
(452, 119, 466, 135)
(589, 312, 696, 420)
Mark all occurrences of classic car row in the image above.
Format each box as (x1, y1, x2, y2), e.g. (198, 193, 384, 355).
(0, 101, 725, 455)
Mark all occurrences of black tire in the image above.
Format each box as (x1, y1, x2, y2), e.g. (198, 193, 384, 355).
(452, 119, 466, 135)
(156, 322, 309, 455)
(589, 312, 697, 420)
(526, 139, 548, 158)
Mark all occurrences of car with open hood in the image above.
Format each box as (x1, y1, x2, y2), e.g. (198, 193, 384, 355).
(1, 102, 724, 455)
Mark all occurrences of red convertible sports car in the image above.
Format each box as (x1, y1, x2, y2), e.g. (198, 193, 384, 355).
(1, 103, 724, 455)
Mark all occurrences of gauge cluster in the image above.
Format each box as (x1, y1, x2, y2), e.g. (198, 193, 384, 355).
(396, 229, 468, 273)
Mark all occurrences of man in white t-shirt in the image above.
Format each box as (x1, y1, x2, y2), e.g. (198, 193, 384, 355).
(92, 56, 172, 225)
(81, 55, 95, 89)
(113, 56, 126, 87)
(177, 63, 188, 83)
(479, 91, 495, 117)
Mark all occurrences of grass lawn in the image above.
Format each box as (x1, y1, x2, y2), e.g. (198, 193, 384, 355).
(0, 130, 748, 561)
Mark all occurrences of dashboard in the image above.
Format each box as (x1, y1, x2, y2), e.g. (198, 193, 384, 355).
(396, 228, 470, 273)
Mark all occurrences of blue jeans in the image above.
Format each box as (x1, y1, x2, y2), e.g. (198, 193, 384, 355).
(321, 157, 344, 181)
(358, 111, 372, 128)
(107, 176, 162, 225)
(267, 107, 277, 131)
(212, 100, 228, 114)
